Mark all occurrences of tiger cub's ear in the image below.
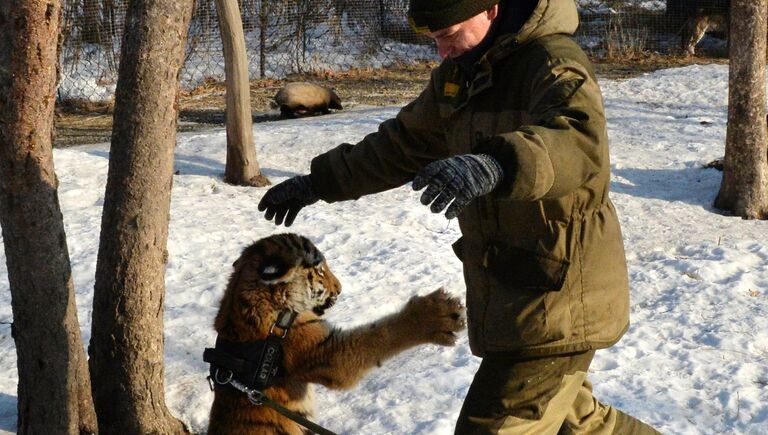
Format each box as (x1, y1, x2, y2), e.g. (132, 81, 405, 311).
(257, 259, 293, 284)
(231, 253, 288, 284)
(259, 263, 284, 281)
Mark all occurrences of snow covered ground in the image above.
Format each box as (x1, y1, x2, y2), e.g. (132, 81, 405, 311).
(1, 63, 767, 434)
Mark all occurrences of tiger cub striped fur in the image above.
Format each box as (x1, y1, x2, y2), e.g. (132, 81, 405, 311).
(207, 233, 466, 435)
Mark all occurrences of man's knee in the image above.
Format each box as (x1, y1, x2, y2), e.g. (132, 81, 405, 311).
(455, 353, 594, 435)
(455, 351, 660, 435)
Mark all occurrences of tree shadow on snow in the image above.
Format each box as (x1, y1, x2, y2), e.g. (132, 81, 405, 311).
(170, 156, 299, 180)
(0, 392, 17, 432)
(84, 149, 109, 160)
(85, 149, 226, 179)
(606, 100, 726, 127)
(611, 166, 723, 209)
(172, 153, 226, 178)
(84, 149, 299, 181)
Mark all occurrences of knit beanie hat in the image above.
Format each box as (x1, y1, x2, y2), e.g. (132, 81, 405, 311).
(408, 0, 502, 33)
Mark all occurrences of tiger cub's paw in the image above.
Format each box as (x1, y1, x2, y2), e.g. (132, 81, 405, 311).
(401, 288, 466, 346)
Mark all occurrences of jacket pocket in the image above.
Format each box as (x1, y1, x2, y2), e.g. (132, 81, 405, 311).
(485, 242, 570, 292)
(451, 236, 484, 263)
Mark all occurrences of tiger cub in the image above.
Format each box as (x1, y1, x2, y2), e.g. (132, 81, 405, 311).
(207, 233, 466, 435)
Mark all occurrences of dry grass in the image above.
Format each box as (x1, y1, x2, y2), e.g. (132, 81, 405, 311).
(181, 62, 436, 114)
(55, 62, 435, 147)
(601, 12, 650, 61)
(593, 53, 727, 79)
(54, 57, 726, 148)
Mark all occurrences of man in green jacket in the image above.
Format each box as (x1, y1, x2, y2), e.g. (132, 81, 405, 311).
(259, 0, 659, 433)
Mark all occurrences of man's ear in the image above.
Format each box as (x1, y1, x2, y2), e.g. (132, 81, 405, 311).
(487, 4, 499, 21)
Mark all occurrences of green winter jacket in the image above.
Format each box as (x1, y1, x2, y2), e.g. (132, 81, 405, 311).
(309, 0, 630, 357)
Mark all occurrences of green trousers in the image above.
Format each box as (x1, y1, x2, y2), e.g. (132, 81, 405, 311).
(454, 351, 661, 435)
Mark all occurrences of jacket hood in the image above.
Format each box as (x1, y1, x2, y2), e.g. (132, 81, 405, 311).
(510, 0, 579, 45)
(455, 0, 579, 71)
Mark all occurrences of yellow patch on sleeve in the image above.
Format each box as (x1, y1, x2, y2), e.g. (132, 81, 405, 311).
(443, 82, 460, 97)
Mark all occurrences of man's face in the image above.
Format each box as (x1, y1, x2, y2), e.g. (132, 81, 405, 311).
(427, 5, 499, 59)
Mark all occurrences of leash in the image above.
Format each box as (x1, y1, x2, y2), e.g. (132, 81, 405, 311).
(204, 310, 339, 435)
(214, 370, 338, 435)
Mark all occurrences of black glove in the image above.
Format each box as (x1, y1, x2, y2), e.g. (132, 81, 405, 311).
(412, 154, 503, 219)
(258, 175, 319, 226)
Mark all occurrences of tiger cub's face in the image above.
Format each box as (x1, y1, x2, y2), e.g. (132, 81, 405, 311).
(235, 233, 341, 316)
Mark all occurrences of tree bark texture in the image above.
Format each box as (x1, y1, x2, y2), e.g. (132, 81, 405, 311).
(88, 0, 193, 433)
(715, 0, 768, 219)
(0, 1, 97, 434)
(259, 0, 269, 78)
(216, 0, 270, 187)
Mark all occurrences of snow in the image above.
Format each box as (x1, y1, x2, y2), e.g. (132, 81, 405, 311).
(1, 63, 767, 434)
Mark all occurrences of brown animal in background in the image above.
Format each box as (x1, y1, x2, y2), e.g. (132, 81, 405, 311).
(206, 233, 465, 435)
(674, 0, 730, 56)
(681, 13, 728, 56)
(271, 82, 343, 119)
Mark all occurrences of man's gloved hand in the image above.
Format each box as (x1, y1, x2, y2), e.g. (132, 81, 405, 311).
(412, 154, 503, 219)
(258, 175, 319, 226)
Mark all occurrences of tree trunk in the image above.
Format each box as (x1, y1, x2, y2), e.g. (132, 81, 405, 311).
(0, 1, 97, 434)
(88, 0, 193, 433)
(259, 0, 268, 78)
(216, 0, 270, 187)
(715, 0, 768, 219)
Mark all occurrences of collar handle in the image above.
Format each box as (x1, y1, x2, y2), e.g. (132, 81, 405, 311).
(269, 309, 297, 338)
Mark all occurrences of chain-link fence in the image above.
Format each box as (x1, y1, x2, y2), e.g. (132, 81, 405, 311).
(58, 0, 730, 103)
(576, 0, 729, 59)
